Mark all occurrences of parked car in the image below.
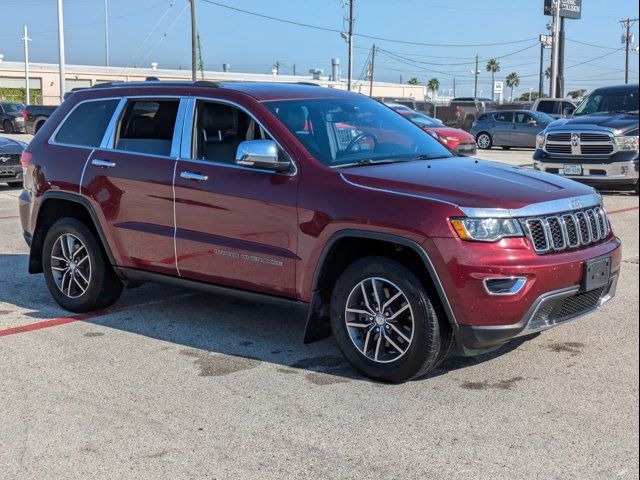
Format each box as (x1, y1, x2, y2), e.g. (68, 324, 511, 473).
(534, 83, 639, 193)
(0, 102, 27, 133)
(389, 105, 476, 155)
(0, 136, 27, 186)
(19, 81, 621, 382)
(24, 105, 58, 135)
(471, 110, 554, 149)
(434, 97, 498, 132)
(374, 97, 435, 116)
(531, 98, 577, 118)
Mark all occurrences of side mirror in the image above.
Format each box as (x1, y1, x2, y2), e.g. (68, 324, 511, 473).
(563, 106, 575, 117)
(528, 119, 538, 126)
(235, 140, 291, 173)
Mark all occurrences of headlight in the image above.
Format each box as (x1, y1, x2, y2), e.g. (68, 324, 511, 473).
(451, 218, 523, 242)
(536, 133, 546, 149)
(614, 135, 639, 151)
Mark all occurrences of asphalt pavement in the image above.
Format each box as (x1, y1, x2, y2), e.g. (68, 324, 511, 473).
(0, 134, 638, 479)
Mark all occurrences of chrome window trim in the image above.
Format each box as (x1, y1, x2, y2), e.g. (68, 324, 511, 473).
(178, 96, 298, 177)
(460, 192, 602, 219)
(48, 96, 122, 150)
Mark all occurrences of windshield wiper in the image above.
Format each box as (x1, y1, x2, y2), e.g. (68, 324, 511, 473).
(337, 158, 403, 168)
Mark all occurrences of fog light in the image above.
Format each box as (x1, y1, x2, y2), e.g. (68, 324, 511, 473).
(483, 277, 527, 295)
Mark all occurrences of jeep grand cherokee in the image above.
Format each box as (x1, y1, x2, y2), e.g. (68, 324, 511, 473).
(18, 81, 621, 382)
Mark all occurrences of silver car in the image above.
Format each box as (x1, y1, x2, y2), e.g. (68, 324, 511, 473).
(470, 110, 554, 150)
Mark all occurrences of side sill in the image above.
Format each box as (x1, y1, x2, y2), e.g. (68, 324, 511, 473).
(116, 267, 310, 312)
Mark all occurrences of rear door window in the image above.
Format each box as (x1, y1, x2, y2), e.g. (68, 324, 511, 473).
(55, 99, 119, 147)
(494, 112, 513, 123)
(536, 100, 556, 114)
(514, 112, 533, 124)
(115, 99, 179, 156)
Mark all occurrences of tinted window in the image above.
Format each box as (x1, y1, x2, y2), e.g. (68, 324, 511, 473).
(536, 100, 556, 114)
(574, 88, 639, 116)
(115, 99, 179, 156)
(265, 97, 452, 167)
(494, 112, 513, 122)
(533, 111, 555, 123)
(55, 99, 119, 147)
(514, 112, 532, 124)
(477, 114, 488, 121)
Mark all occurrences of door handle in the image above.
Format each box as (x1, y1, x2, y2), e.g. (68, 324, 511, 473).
(91, 159, 116, 168)
(180, 171, 208, 182)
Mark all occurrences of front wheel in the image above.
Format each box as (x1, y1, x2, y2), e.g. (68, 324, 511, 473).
(2, 120, 14, 134)
(330, 257, 449, 382)
(476, 132, 492, 150)
(42, 217, 123, 313)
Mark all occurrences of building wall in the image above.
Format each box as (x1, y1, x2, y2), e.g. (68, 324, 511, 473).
(0, 61, 426, 105)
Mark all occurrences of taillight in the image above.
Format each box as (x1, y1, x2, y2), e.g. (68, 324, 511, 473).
(21, 151, 32, 168)
(455, 106, 463, 117)
(22, 109, 28, 120)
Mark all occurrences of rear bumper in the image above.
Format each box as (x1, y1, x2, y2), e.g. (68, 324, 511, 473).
(454, 274, 618, 355)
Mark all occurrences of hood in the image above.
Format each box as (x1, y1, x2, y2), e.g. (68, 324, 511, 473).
(0, 137, 27, 153)
(424, 126, 473, 140)
(341, 157, 595, 211)
(548, 113, 638, 133)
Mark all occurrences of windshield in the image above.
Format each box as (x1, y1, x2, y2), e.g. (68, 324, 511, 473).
(574, 87, 639, 116)
(3, 103, 25, 113)
(265, 98, 452, 167)
(533, 111, 555, 123)
(406, 112, 443, 127)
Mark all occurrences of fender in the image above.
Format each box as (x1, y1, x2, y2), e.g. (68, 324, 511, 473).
(303, 229, 458, 344)
(29, 191, 117, 273)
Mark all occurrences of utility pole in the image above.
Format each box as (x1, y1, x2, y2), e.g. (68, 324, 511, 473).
(293, 64, 296, 76)
(550, 0, 560, 98)
(538, 41, 545, 98)
(22, 25, 31, 105)
(104, 0, 109, 66)
(473, 54, 479, 98)
(620, 18, 639, 84)
(346, 0, 355, 91)
(275, 61, 280, 75)
(57, 0, 66, 103)
(453, 77, 456, 98)
(369, 44, 376, 97)
(556, 17, 565, 97)
(189, 0, 198, 81)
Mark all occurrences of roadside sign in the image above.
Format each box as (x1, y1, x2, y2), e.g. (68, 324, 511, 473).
(494, 81, 504, 94)
(544, 0, 582, 20)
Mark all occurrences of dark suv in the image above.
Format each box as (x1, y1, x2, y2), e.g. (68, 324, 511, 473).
(19, 81, 621, 382)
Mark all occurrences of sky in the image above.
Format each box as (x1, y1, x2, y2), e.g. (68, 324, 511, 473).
(0, 0, 638, 97)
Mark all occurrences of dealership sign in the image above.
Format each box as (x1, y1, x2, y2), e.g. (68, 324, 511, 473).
(544, 0, 582, 19)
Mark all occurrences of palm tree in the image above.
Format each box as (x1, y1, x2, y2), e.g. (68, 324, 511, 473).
(407, 77, 421, 85)
(544, 66, 551, 79)
(486, 58, 500, 100)
(427, 78, 440, 99)
(505, 72, 520, 101)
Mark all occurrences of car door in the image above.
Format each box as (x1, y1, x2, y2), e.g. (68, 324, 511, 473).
(492, 112, 513, 145)
(173, 97, 298, 298)
(81, 96, 185, 276)
(511, 112, 538, 147)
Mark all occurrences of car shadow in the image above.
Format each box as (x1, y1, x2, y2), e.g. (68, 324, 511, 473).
(0, 252, 538, 384)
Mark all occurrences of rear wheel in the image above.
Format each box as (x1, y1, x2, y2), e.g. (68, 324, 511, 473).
(330, 257, 446, 382)
(476, 132, 492, 150)
(42, 217, 122, 313)
(2, 120, 14, 133)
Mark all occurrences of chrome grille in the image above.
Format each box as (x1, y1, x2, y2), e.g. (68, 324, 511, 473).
(581, 144, 614, 155)
(546, 144, 572, 154)
(522, 207, 609, 254)
(0, 153, 21, 166)
(580, 133, 610, 142)
(547, 133, 571, 142)
(544, 131, 614, 156)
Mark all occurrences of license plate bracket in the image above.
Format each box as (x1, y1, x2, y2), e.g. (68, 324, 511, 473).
(582, 256, 611, 292)
(563, 164, 583, 176)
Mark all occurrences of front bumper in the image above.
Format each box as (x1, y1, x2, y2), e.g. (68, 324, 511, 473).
(534, 159, 639, 186)
(0, 165, 23, 182)
(454, 274, 618, 355)
(455, 143, 477, 156)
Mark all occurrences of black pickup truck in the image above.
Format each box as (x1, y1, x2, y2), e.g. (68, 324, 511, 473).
(24, 105, 58, 135)
(435, 97, 498, 131)
(534, 84, 639, 193)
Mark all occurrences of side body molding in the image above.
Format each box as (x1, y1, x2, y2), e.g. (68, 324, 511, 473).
(303, 229, 458, 343)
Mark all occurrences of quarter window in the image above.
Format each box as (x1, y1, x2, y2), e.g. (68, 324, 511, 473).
(115, 99, 179, 156)
(55, 99, 119, 147)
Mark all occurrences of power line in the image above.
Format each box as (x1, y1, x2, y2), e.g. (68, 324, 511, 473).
(566, 38, 620, 50)
(200, 0, 538, 48)
(138, 2, 189, 66)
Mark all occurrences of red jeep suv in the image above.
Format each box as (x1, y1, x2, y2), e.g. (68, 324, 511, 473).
(19, 81, 621, 382)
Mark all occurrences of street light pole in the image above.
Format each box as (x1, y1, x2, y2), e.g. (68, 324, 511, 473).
(57, 0, 66, 103)
(473, 54, 479, 98)
(104, 0, 109, 66)
(620, 18, 639, 84)
(189, 0, 198, 81)
(347, 0, 355, 91)
(22, 25, 31, 105)
(538, 40, 545, 98)
(550, 0, 560, 98)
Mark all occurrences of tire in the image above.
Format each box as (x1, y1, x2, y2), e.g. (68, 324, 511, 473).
(42, 217, 122, 313)
(476, 132, 492, 150)
(2, 120, 14, 134)
(35, 121, 45, 134)
(330, 257, 446, 383)
(7, 181, 23, 188)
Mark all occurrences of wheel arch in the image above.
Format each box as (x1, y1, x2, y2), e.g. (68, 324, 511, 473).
(29, 192, 115, 274)
(303, 230, 457, 343)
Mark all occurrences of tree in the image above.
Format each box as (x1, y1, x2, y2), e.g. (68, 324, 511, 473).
(427, 78, 440, 98)
(486, 58, 500, 100)
(567, 89, 587, 99)
(544, 66, 551, 79)
(407, 77, 421, 85)
(505, 72, 520, 101)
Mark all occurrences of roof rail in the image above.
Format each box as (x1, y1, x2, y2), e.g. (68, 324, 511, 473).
(91, 80, 221, 89)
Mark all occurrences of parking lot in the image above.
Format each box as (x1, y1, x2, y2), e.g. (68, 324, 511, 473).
(0, 134, 638, 479)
